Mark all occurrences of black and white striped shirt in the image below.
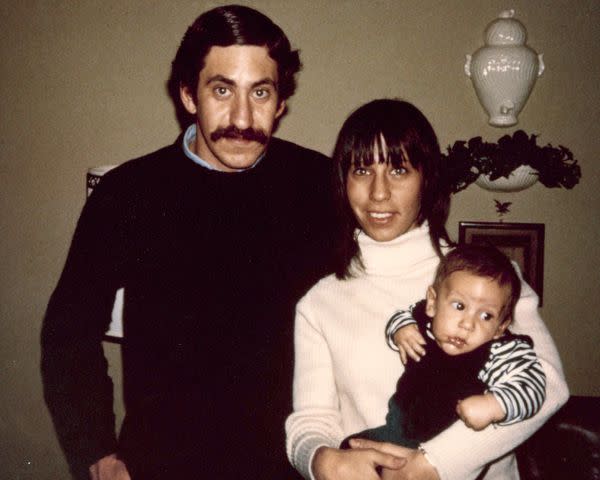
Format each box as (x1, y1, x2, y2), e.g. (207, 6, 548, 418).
(386, 302, 546, 425)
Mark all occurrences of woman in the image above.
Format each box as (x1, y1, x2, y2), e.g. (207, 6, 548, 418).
(285, 99, 568, 480)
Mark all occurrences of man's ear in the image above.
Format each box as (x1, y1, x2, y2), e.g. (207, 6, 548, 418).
(180, 85, 197, 115)
(275, 99, 286, 119)
(425, 286, 437, 318)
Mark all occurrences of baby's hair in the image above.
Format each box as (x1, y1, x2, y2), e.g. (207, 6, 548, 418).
(433, 244, 521, 322)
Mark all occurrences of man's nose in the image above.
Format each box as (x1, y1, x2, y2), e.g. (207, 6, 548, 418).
(230, 95, 252, 130)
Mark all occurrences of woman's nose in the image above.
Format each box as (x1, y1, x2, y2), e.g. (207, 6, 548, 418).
(369, 173, 391, 201)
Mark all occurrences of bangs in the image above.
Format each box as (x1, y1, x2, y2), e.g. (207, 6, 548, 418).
(347, 132, 412, 170)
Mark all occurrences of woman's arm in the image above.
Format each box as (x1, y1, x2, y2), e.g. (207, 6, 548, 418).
(286, 296, 405, 480)
(419, 279, 569, 480)
(285, 298, 343, 478)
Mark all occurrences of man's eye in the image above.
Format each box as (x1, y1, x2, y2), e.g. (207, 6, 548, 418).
(451, 301, 464, 311)
(214, 86, 229, 96)
(254, 88, 270, 99)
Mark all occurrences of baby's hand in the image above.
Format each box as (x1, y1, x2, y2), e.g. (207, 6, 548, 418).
(456, 394, 506, 431)
(392, 324, 426, 364)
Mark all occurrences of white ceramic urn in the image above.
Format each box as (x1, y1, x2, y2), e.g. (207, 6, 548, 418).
(465, 10, 544, 127)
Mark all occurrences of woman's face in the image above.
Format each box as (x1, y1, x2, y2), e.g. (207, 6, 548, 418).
(346, 139, 423, 242)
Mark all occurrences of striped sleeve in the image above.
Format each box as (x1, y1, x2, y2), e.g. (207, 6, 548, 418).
(385, 303, 419, 351)
(478, 337, 546, 425)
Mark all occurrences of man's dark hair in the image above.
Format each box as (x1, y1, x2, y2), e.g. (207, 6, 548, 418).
(331, 98, 452, 278)
(434, 244, 522, 322)
(170, 4, 301, 104)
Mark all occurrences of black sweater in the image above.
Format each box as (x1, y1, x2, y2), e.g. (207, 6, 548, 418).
(41, 137, 336, 479)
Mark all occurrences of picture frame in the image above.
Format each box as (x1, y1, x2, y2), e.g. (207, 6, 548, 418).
(458, 221, 545, 306)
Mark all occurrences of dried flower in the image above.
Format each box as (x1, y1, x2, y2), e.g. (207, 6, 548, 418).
(443, 130, 581, 193)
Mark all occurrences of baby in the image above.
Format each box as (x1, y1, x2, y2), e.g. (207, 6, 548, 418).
(341, 244, 546, 449)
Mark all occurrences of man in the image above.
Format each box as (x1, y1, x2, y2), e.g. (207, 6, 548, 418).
(41, 5, 336, 479)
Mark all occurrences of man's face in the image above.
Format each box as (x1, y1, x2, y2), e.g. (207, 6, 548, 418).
(180, 45, 285, 171)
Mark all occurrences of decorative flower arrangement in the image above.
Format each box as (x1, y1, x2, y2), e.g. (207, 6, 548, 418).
(443, 130, 582, 193)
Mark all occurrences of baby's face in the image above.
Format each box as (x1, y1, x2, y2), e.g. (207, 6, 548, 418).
(426, 271, 511, 356)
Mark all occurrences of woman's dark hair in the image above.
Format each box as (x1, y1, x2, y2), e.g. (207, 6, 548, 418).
(332, 98, 452, 278)
(170, 5, 301, 104)
(433, 244, 522, 323)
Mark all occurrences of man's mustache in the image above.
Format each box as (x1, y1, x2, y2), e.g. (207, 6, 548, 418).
(210, 125, 268, 144)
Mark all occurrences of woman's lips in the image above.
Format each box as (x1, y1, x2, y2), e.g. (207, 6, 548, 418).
(368, 211, 394, 224)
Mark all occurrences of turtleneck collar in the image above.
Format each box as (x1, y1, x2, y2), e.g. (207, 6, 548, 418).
(353, 222, 439, 276)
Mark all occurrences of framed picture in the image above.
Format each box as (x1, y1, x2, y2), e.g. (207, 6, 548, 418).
(458, 222, 545, 306)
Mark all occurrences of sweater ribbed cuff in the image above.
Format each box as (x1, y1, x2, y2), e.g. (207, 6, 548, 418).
(290, 433, 334, 480)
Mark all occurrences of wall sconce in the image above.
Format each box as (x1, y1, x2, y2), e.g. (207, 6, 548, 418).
(465, 10, 544, 127)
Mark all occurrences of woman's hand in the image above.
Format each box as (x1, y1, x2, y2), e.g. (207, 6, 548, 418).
(312, 445, 406, 480)
(349, 439, 439, 480)
(393, 324, 426, 364)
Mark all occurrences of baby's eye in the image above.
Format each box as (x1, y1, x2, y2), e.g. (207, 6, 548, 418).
(480, 312, 494, 321)
(451, 301, 464, 311)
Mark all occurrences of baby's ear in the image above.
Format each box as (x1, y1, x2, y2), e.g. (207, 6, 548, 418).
(425, 286, 437, 318)
(494, 318, 511, 339)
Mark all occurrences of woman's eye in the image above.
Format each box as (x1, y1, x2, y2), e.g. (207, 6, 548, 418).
(390, 167, 407, 176)
(451, 301, 464, 311)
(352, 167, 369, 176)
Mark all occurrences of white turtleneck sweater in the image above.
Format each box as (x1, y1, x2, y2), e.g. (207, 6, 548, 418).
(286, 224, 568, 480)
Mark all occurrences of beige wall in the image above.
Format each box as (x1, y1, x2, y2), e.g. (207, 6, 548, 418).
(1, 1, 598, 478)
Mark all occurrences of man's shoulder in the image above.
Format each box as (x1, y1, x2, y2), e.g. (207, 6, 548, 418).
(95, 139, 185, 188)
(117, 140, 182, 175)
(83, 139, 190, 211)
(266, 138, 332, 190)
(268, 137, 330, 163)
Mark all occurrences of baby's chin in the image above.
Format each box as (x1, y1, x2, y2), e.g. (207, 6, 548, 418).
(436, 337, 474, 356)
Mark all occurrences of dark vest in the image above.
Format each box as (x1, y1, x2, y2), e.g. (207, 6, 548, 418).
(391, 300, 491, 443)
